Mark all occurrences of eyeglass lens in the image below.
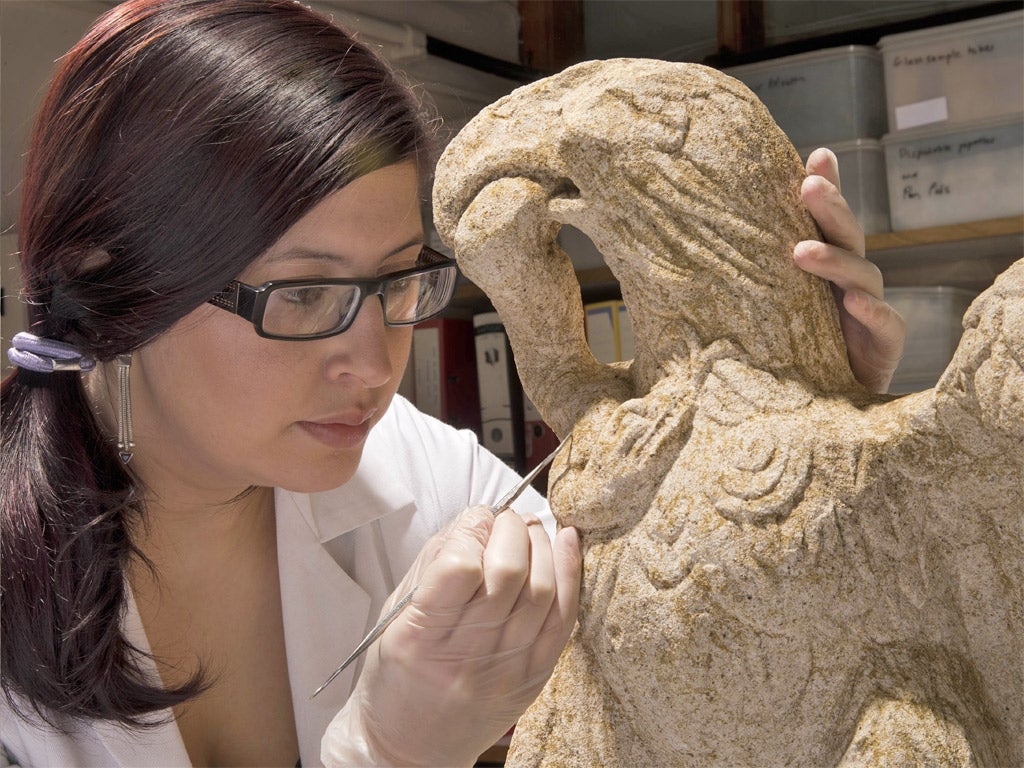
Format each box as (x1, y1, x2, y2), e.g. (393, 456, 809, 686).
(261, 266, 456, 338)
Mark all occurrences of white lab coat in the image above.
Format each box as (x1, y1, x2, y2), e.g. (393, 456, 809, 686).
(0, 396, 550, 767)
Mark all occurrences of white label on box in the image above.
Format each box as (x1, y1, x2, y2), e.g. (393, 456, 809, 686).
(895, 97, 949, 130)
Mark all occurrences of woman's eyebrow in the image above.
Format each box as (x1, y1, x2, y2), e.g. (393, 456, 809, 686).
(264, 236, 425, 266)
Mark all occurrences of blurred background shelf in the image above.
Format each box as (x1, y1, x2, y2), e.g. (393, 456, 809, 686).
(452, 215, 1023, 309)
(867, 215, 1022, 290)
(865, 215, 1022, 249)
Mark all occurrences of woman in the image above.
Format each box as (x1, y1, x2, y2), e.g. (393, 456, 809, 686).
(0, 1, 903, 765)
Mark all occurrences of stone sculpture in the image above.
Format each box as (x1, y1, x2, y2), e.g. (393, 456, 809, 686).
(432, 59, 1022, 766)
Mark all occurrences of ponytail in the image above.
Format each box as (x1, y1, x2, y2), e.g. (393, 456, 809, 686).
(1, 369, 204, 726)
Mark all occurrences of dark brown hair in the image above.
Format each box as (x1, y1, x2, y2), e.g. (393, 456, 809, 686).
(1, 0, 433, 727)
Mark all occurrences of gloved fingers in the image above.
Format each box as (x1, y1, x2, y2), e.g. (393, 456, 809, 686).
(842, 288, 906, 361)
(839, 288, 906, 393)
(794, 238, 883, 299)
(799, 157, 865, 259)
(478, 509, 533, 618)
(498, 524, 582, 699)
(539, 525, 582, 647)
(499, 511, 559, 648)
(326, 520, 582, 768)
(805, 146, 841, 193)
(380, 504, 578, 664)
(400, 506, 575, 658)
(412, 508, 548, 640)
(381, 505, 492, 617)
(413, 505, 495, 615)
(412, 507, 545, 617)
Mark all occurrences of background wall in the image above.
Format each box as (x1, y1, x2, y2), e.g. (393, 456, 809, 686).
(582, 0, 986, 62)
(0, 0, 1004, 373)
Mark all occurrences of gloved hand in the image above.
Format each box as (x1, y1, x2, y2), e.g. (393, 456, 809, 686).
(322, 505, 581, 767)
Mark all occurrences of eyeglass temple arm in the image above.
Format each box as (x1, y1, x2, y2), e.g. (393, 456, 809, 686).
(208, 281, 258, 319)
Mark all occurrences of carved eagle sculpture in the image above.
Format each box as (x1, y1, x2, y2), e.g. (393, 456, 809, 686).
(432, 59, 1022, 767)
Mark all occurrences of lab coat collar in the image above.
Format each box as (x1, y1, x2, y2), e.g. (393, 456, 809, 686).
(277, 489, 372, 768)
(298, 425, 418, 543)
(94, 511, 373, 768)
(278, 432, 418, 766)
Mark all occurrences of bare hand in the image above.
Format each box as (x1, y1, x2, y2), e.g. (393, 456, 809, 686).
(795, 148, 906, 393)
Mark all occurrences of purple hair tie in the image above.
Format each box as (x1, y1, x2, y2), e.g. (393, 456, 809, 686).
(7, 332, 96, 373)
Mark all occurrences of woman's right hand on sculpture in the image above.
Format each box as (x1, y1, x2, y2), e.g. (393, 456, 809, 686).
(322, 506, 581, 767)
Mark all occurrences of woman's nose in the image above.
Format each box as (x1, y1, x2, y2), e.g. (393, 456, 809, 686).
(321, 295, 394, 388)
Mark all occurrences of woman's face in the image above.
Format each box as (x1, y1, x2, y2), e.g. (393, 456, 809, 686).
(126, 162, 424, 500)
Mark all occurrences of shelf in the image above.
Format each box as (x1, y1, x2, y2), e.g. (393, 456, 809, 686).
(865, 216, 1023, 252)
(867, 216, 1022, 291)
(450, 216, 1023, 306)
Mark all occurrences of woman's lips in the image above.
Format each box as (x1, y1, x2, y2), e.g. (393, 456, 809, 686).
(298, 413, 374, 450)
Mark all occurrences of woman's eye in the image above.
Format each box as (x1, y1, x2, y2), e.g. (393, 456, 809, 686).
(280, 286, 328, 307)
(388, 276, 416, 295)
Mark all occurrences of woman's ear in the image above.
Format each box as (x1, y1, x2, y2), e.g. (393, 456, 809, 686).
(78, 248, 112, 274)
(57, 248, 112, 281)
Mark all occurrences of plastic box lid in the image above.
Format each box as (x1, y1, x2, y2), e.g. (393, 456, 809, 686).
(877, 9, 1023, 51)
(881, 111, 1023, 145)
(725, 44, 881, 74)
(880, 112, 1023, 230)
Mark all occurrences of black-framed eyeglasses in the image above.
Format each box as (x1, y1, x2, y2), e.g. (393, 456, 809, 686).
(208, 245, 458, 340)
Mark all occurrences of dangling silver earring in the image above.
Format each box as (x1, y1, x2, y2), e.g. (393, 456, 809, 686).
(116, 353, 134, 464)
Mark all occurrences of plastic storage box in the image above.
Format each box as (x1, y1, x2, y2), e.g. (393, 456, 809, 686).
(724, 45, 887, 147)
(882, 113, 1023, 230)
(886, 286, 979, 394)
(878, 10, 1024, 131)
(800, 140, 890, 234)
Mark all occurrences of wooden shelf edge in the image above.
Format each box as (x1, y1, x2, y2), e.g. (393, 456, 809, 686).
(451, 217, 1023, 302)
(866, 216, 1024, 253)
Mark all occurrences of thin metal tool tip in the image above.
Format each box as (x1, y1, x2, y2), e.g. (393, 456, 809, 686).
(310, 587, 418, 697)
(310, 432, 573, 698)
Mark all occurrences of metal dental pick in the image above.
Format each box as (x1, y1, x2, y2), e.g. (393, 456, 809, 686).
(311, 432, 572, 698)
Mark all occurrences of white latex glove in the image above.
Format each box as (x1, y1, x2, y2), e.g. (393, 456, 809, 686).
(322, 505, 581, 767)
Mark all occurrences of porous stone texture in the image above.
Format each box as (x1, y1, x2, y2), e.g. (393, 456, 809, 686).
(432, 59, 1023, 767)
